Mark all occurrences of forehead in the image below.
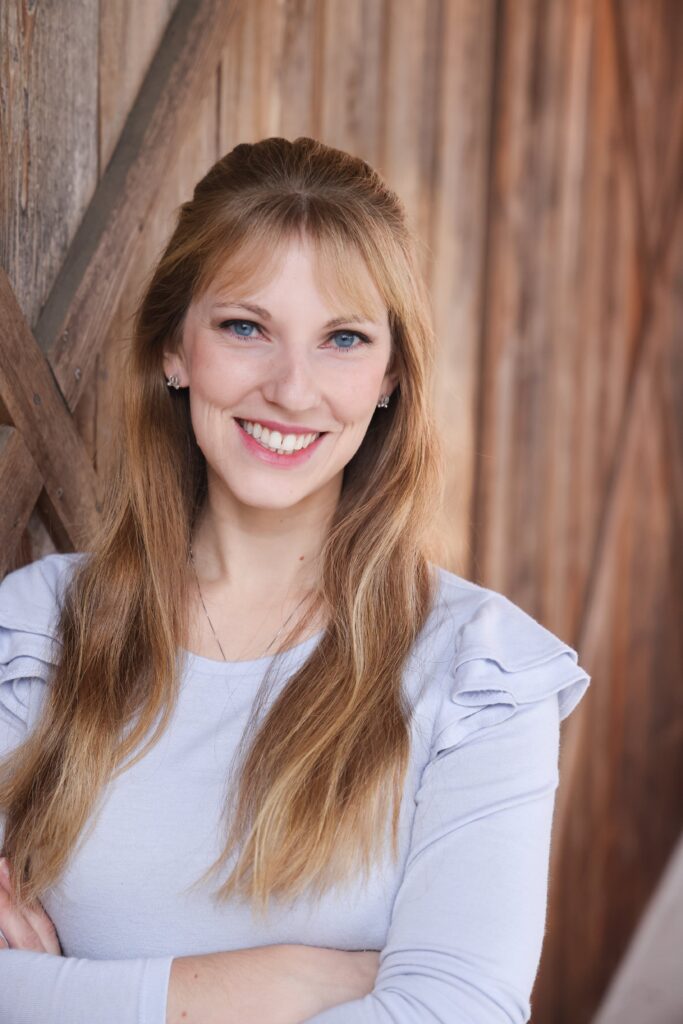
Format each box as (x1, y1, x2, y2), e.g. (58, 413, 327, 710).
(197, 232, 388, 324)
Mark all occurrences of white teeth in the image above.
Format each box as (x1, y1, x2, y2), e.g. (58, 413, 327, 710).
(239, 419, 321, 454)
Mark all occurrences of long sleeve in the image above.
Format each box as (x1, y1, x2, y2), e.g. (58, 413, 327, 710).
(0, 951, 173, 1024)
(0, 558, 175, 1024)
(301, 595, 592, 1024)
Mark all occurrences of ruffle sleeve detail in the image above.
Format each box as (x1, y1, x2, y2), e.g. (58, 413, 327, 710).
(0, 624, 61, 736)
(0, 555, 73, 737)
(432, 590, 591, 756)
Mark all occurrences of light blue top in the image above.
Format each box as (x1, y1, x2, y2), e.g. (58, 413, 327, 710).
(0, 552, 591, 1024)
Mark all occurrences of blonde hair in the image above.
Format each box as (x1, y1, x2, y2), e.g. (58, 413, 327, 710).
(0, 136, 445, 915)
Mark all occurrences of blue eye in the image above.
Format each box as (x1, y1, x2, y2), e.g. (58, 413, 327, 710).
(221, 320, 259, 338)
(219, 319, 371, 352)
(330, 330, 369, 353)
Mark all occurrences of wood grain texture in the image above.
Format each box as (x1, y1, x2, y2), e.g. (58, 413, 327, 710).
(475, 0, 632, 614)
(99, 0, 178, 171)
(0, 424, 43, 575)
(219, 0, 319, 147)
(427, 0, 496, 574)
(34, 0, 242, 403)
(315, 0, 387, 169)
(0, 269, 99, 561)
(538, 2, 683, 1021)
(92, 81, 219, 486)
(617, 0, 683, 265)
(550, 188, 683, 1024)
(387, 0, 442, 276)
(0, 0, 241, 563)
(0, 0, 98, 329)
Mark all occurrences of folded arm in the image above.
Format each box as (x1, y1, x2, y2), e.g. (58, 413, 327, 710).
(297, 694, 564, 1023)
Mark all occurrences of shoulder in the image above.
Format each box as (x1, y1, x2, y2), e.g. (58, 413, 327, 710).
(0, 552, 87, 733)
(422, 563, 592, 755)
(0, 551, 87, 633)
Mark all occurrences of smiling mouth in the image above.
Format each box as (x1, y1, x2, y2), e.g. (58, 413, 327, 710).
(234, 417, 328, 455)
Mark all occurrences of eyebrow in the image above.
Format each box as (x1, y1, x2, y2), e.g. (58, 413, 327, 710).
(211, 299, 380, 330)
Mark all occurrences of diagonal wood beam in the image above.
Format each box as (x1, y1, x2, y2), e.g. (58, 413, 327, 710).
(0, 425, 44, 572)
(0, 0, 243, 567)
(0, 270, 99, 566)
(36, 0, 243, 399)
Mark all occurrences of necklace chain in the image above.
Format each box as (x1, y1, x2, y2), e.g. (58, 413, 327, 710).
(189, 543, 310, 661)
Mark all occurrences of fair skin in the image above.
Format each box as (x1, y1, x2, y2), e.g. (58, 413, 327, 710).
(167, 233, 398, 660)
(0, 235, 396, 1020)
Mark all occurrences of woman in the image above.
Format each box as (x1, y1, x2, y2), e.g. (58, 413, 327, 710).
(0, 136, 590, 1023)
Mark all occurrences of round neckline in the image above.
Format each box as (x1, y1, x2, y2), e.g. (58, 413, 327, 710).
(179, 626, 326, 677)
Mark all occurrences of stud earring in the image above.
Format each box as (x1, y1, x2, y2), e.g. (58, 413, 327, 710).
(166, 374, 181, 389)
(376, 393, 390, 408)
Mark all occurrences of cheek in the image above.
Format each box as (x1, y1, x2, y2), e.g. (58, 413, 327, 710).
(189, 350, 253, 405)
(333, 372, 384, 426)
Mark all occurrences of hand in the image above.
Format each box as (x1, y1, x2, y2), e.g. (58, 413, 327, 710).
(285, 945, 380, 1017)
(0, 857, 63, 955)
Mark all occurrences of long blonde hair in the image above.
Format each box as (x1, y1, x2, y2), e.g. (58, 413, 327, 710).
(0, 136, 445, 914)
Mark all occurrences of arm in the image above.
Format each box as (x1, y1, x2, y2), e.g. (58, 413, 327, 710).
(166, 945, 378, 1024)
(0, 901, 376, 1024)
(0, 859, 377, 1024)
(0, 945, 374, 1024)
(0, 949, 174, 1023)
(297, 692, 569, 1023)
(0, 868, 376, 1024)
(1, 732, 375, 1024)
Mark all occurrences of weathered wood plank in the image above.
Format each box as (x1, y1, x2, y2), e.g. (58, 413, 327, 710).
(217, 2, 259, 146)
(219, 0, 318, 146)
(427, 0, 496, 573)
(0, 425, 44, 576)
(549, 93, 683, 1024)
(0, 0, 98, 329)
(378, 0, 439, 277)
(0, 0, 242, 560)
(476, 0, 599, 609)
(659, 176, 683, 564)
(94, 82, 219, 485)
(99, 0, 178, 170)
(616, 0, 683, 263)
(0, 270, 99, 552)
(32, 0, 243, 407)
(472, 3, 664, 1019)
(315, 0, 386, 168)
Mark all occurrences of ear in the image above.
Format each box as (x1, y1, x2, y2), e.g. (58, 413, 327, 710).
(380, 341, 400, 399)
(380, 368, 400, 400)
(162, 348, 188, 385)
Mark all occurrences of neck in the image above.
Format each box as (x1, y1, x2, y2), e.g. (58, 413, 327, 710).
(190, 474, 340, 601)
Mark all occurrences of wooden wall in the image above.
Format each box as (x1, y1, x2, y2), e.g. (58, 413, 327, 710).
(1, 1, 682, 1021)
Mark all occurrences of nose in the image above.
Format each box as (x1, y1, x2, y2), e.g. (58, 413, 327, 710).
(261, 343, 321, 411)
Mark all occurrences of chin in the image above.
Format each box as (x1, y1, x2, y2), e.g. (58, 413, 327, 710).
(228, 484, 320, 511)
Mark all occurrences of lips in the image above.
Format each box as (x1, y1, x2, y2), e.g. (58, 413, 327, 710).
(233, 416, 327, 466)
(233, 416, 328, 436)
